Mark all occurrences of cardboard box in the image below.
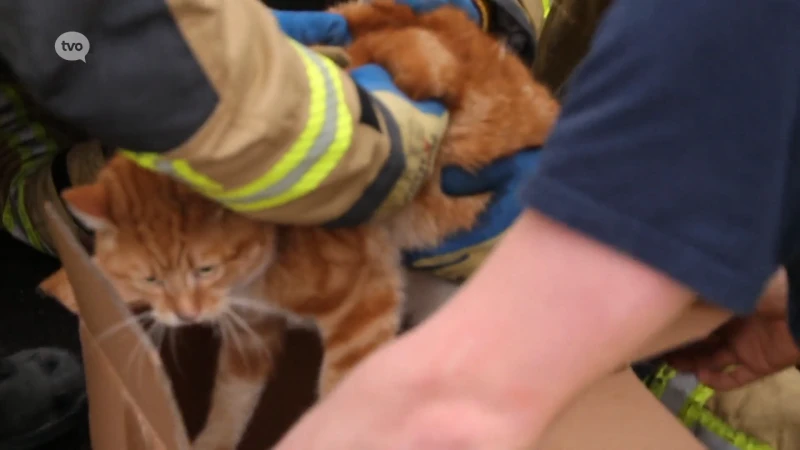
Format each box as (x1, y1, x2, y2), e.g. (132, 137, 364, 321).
(45, 203, 721, 449)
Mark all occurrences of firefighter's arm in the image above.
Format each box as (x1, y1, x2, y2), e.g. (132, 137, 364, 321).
(0, 0, 447, 226)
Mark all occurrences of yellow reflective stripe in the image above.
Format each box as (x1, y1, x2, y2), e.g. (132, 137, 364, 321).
(2, 206, 16, 238)
(121, 151, 159, 170)
(646, 363, 676, 399)
(121, 39, 353, 212)
(223, 41, 353, 210)
(647, 364, 774, 450)
(682, 401, 773, 450)
(217, 41, 332, 200)
(14, 181, 41, 247)
(171, 160, 221, 191)
(542, 0, 551, 18)
(680, 383, 713, 428)
(0, 83, 58, 252)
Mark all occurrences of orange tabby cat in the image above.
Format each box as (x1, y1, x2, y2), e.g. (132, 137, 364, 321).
(39, 2, 559, 449)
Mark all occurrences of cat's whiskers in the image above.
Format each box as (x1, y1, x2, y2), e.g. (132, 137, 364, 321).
(215, 317, 229, 345)
(134, 320, 161, 389)
(228, 297, 278, 317)
(166, 327, 185, 378)
(96, 310, 155, 345)
(219, 314, 251, 370)
(124, 335, 148, 389)
(224, 308, 262, 345)
(149, 322, 167, 353)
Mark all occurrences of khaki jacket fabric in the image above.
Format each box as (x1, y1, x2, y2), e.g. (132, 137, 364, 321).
(0, 0, 423, 227)
(0, 0, 546, 251)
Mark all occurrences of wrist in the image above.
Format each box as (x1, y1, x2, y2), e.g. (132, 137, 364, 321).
(398, 210, 697, 445)
(387, 333, 550, 448)
(396, 301, 566, 445)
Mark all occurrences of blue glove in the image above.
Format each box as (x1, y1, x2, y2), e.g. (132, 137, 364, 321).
(273, 2, 481, 46)
(272, 10, 353, 46)
(404, 148, 542, 282)
(395, 0, 541, 65)
(393, 0, 482, 23)
(272, 9, 441, 116)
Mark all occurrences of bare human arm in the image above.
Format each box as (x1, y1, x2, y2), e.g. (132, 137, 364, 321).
(275, 209, 695, 449)
(276, 0, 800, 448)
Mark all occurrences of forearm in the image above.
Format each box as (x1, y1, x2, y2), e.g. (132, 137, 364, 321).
(399, 210, 694, 443)
(0, 0, 407, 225)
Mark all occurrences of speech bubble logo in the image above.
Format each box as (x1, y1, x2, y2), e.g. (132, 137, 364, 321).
(55, 32, 90, 63)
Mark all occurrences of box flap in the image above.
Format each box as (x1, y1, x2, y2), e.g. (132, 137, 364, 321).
(44, 202, 191, 450)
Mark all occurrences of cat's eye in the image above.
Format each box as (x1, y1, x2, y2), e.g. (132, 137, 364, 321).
(195, 266, 217, 277)
(144, 276, 160, 284)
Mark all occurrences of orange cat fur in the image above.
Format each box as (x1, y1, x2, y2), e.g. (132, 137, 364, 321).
(336, 1, 559, 248)
(38, 3, 559, 449)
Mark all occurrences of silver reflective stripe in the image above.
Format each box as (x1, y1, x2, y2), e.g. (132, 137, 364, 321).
(652, 367, 772, 450)
(660, 372, 698, 416)
(224, 45, 339, 206)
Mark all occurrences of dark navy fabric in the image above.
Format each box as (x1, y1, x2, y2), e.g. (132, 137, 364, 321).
(520, 0, 800, 338)
(0, 0, 217, 151)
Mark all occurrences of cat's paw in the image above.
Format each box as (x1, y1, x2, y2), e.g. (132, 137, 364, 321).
(383, 29, 460, 102)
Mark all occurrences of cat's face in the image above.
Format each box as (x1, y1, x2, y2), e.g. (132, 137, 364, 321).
(90, 209, 276, 326)
(39, 158, 278, 326)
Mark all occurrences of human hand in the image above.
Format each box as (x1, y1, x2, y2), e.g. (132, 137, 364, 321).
(665, 269, 800, 391)
(404, 149, 542, 282)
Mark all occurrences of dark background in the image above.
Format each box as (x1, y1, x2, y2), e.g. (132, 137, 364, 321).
(0, 2, 338, 449)
(0, 232, 88, 449)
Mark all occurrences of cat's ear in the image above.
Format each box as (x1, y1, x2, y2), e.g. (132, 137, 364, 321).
(61, 183, 115, 231)
(38, 268, 78, 314)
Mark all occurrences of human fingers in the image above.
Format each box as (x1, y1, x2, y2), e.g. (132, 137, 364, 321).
(696, 364, 762, 391)
(755, 267, 788, 318)
(663, 323, 735, 371)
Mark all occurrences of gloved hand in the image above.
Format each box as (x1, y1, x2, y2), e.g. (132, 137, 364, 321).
(393, 0, 482, 23)
(272, 10, 354, 46)
(404, 148, 543, 282)
(273, 1, 481, 41)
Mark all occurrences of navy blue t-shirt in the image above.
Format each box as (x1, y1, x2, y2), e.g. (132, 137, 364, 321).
(521, 0, 800, 340)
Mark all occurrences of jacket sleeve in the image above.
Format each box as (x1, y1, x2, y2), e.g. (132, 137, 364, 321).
(0, 0, 412, 226)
